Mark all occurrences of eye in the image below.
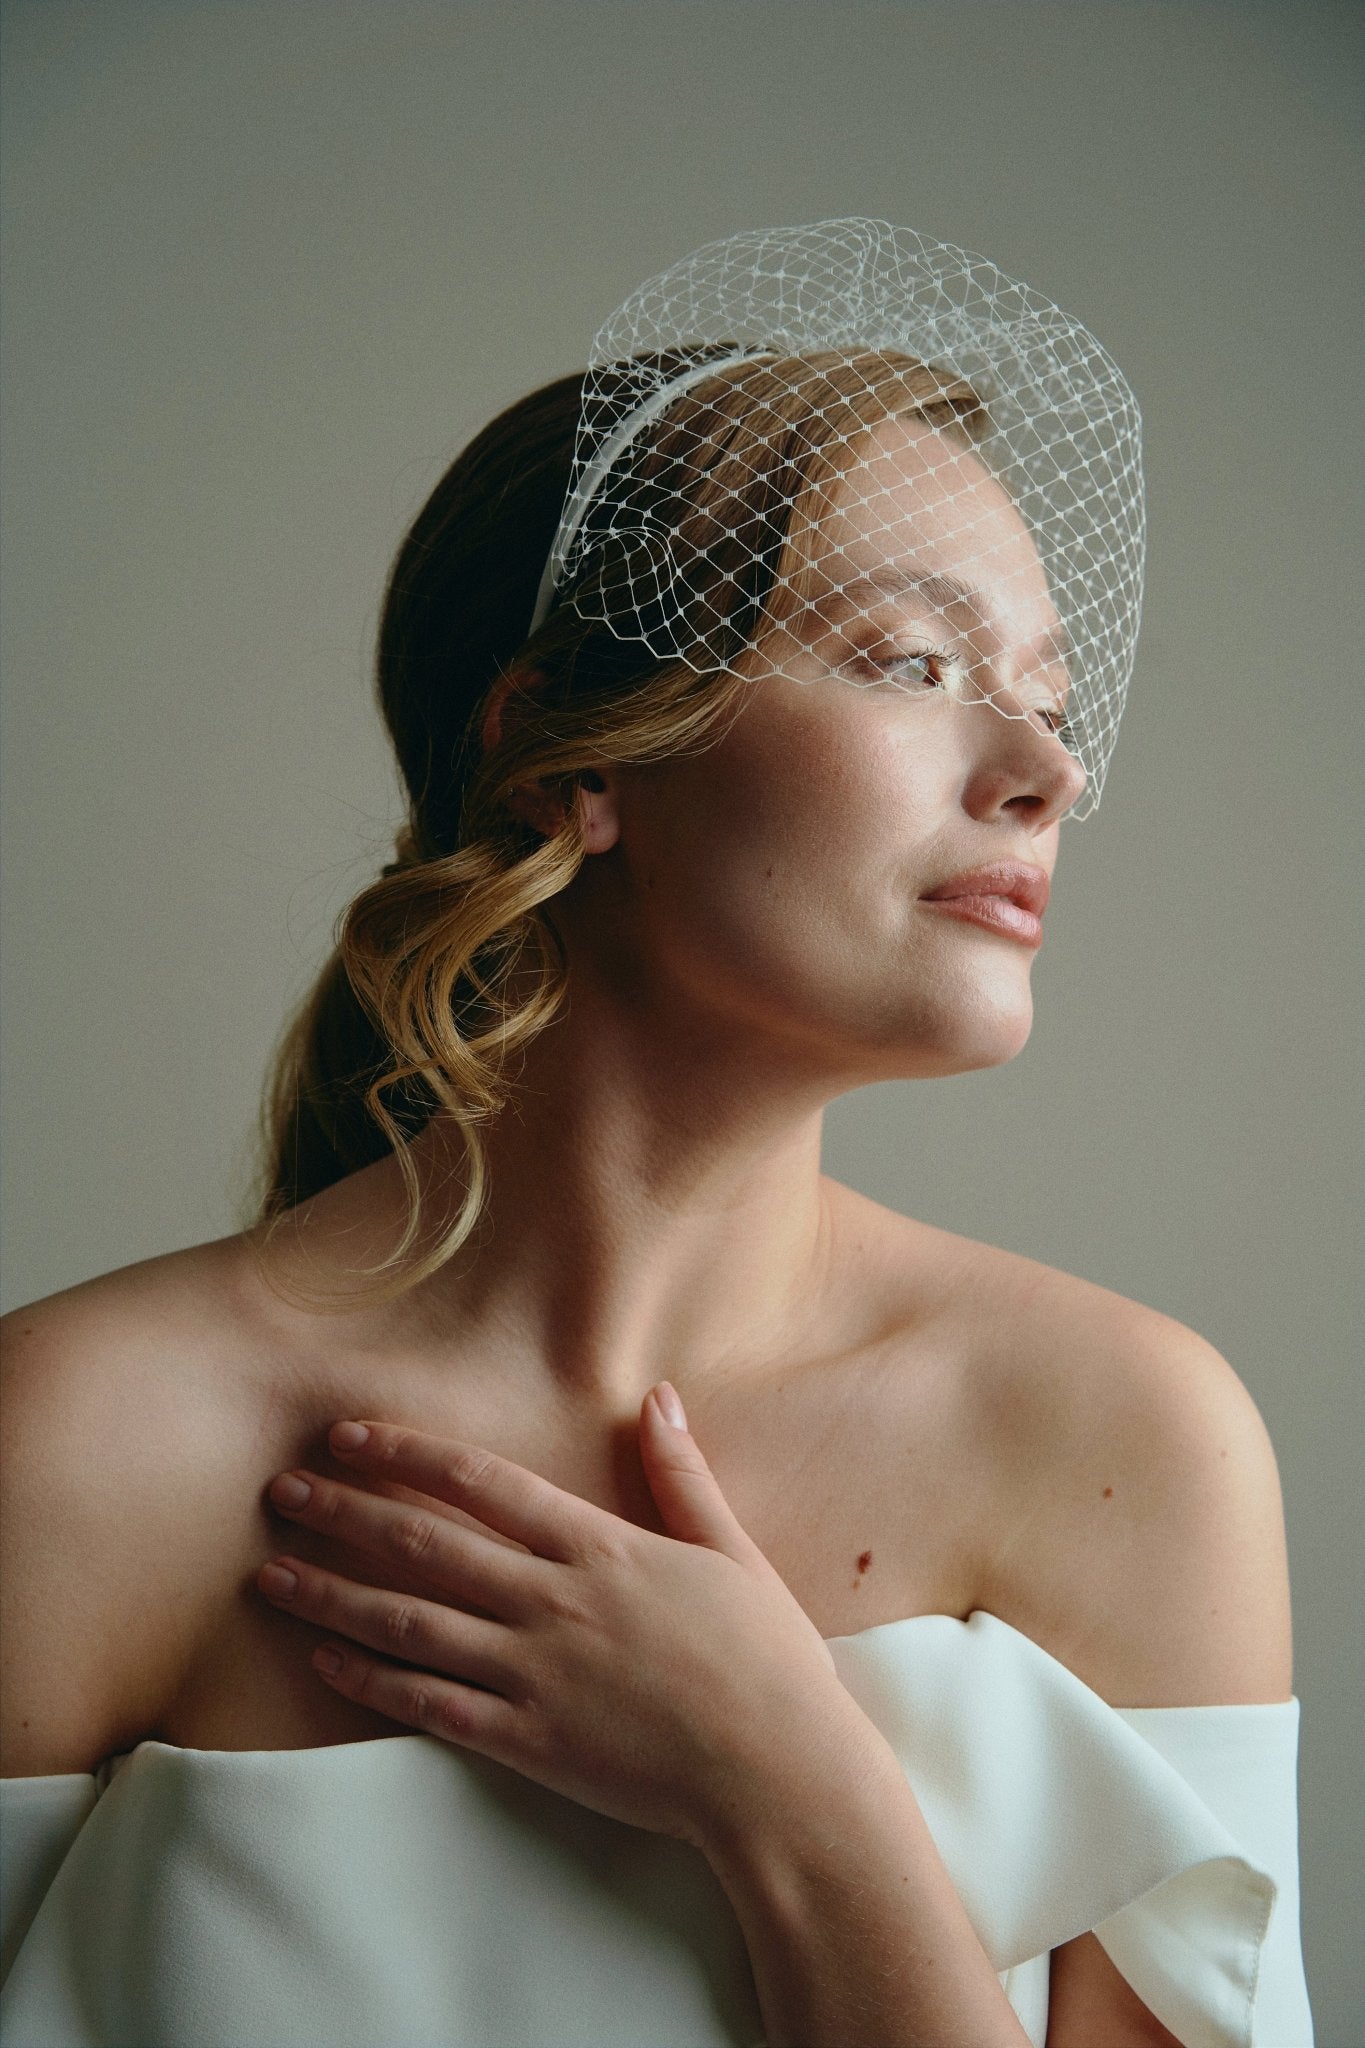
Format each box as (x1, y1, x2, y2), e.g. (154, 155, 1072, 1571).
(842, 640, 966, 692)
(1028, 702, 1080, 748)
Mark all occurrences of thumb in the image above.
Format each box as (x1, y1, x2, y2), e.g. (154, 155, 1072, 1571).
(639, 1382, 765, 1565)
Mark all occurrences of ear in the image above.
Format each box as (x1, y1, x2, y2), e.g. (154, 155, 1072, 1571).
(481, 669, 621, 853)
(501, 767, 621, 852)
(480, 667, 537, 755)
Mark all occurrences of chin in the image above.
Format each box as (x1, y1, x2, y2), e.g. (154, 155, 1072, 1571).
(963, 1016, 1035, 1071)
(879, 988, 1036, 1079)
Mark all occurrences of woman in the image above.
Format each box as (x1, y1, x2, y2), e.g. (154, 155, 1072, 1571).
(0, 223, 1311, 2047)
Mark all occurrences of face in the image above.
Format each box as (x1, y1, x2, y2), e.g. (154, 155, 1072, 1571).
(562, 415, 1089, 1086)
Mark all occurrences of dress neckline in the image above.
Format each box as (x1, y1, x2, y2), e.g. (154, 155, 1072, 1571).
(88, 1608, 1295, 1780)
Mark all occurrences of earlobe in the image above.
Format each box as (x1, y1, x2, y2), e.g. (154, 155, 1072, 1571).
(576, 770, 621, 855)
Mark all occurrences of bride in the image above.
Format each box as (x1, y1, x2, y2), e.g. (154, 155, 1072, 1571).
(0, 224, 1307, 2048)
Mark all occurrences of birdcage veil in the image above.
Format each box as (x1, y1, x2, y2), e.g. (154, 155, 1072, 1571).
(529, 219, 1145, 818)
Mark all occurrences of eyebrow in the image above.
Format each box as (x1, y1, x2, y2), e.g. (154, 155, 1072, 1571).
(828, 565, 1076, 668)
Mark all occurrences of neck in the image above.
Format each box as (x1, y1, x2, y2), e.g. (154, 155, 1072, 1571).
(401, 974, 844, 1417)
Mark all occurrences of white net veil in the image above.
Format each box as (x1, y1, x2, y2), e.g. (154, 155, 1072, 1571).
(528, 219, 1145, 819)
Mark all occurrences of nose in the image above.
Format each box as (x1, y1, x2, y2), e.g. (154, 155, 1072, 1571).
(957, 693, 1089, 830)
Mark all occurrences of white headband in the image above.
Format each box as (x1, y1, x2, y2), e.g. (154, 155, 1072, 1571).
(527, 349, 762, 638)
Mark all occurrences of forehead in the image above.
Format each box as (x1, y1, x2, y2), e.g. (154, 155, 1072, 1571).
(784, 415, 1057, 633)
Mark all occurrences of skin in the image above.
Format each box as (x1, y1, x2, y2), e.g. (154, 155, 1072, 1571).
(0, 418, 1292, 2045)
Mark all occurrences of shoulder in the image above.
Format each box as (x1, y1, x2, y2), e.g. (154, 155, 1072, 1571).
(833, 1192, 1293, 1708)
(950, 1238, 1292, 1706)
(0, 1240, 260, 1775)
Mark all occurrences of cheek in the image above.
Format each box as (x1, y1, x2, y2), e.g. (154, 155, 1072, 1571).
(623, 696, 952, 1005)
(711, 691, 956, 904)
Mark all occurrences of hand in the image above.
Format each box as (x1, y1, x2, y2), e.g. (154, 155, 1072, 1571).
(257, 1385, 855, 1852)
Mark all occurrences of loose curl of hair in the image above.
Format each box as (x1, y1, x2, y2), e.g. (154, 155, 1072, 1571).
(250, 349, 989, 1308)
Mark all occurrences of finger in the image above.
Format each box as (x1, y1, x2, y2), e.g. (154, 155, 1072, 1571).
(268, 1469, 546, 1612)
(309, 1637, 518, 1758)
(325, 1422, 608, 1563)
(257, 1555, 517, 1696)
(639, 1386, 771, 1566)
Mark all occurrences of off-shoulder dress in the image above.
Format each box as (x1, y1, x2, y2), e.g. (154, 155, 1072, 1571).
(0, 1609, 1313, 2048)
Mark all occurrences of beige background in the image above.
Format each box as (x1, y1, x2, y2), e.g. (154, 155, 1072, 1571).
(1, 1, 1359, 2038)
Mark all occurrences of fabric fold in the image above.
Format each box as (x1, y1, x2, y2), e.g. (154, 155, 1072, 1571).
(826, 1610, 1309, 2047)
(0, 1777, 99, 1987)
(1105, 1700, 1310, 2048)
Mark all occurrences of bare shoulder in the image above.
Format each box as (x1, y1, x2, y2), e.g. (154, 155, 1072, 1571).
(941, 1231, 1293, 1707)
(832, 1189, 1293, 1709)
(0, 1240, 261, 1775)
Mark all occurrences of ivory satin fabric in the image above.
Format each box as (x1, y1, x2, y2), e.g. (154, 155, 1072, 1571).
(0, 1609, 1313, 2048)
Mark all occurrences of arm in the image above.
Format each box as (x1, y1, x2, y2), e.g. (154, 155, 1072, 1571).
(979, 1300, 1297, 2046)
(1046, 1934, 1183, 2048)
(702, 1702, 1030, 2048)
(0, 1293, 204, 1776)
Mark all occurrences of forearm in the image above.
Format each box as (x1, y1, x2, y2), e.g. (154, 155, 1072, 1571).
(703, 1713, 1030, 2048)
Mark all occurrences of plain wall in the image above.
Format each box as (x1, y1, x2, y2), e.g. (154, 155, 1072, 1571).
(1, 2, 1360, 2038)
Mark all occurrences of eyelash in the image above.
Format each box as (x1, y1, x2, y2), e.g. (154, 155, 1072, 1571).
(852, 640, 965, 691)
(855, 641, 1079, 747)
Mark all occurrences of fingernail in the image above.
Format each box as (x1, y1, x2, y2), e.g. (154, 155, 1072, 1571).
(314, 1647, 343, 1678)
(656, 1382, 687, 1431)
(259, 1562, 299, 1600)
(330, 1422, 370, 1453)
(270, 1473, 313, 1510)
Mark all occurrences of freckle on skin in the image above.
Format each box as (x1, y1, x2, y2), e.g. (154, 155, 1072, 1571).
(1102, 1486, 1114, 1499)
(856, 1549, 873, 1575)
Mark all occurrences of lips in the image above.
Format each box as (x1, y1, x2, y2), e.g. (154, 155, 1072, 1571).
(918, 862, 1050, 948)
(921, 863, 1051, 917)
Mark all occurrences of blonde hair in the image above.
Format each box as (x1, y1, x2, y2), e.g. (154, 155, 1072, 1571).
(251, 350, 989, 1307)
